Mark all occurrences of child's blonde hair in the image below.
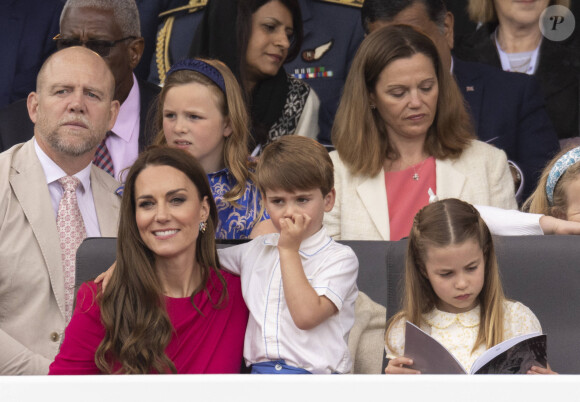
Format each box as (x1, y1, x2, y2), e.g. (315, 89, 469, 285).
(154, 58, 254, 206)
(523, 146, 580, 218)
(386, 199, 506, 353)
(256, 136, 334, 197)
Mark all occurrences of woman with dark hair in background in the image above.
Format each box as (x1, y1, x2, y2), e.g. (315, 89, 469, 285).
(190, 0, 320, 152)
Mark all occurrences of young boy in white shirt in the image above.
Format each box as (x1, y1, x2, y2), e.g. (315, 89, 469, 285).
(219, 136, 359, 374)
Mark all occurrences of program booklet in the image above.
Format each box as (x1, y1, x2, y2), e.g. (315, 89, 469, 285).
(403, 321, 547, 374)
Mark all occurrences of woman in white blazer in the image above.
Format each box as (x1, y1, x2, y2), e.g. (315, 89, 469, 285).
(325, 25, 517, 241)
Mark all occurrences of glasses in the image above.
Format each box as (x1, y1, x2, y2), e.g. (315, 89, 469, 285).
(53, 34, 137, 57)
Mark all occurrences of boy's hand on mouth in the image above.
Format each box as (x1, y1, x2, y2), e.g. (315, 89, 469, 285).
(277, 214, 312, 252)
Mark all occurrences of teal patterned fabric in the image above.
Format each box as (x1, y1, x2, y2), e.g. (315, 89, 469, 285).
(546, 147, 580, 205)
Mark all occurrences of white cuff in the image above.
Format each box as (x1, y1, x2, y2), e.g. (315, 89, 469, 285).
(475, 205, 543, 236)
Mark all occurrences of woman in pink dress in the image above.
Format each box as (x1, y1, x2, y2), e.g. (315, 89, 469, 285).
(49, 146, 248, 374)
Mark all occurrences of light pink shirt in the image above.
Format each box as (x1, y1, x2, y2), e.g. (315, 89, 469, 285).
(34, 139, 101, 237)
(108, 74, 140, 182)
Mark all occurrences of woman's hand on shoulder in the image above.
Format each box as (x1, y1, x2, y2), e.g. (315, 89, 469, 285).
(385, 357, 421, 374)
(94, 261, 117, 292)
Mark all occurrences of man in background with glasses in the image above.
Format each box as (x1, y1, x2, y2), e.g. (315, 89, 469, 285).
(0, 0, 159, 182)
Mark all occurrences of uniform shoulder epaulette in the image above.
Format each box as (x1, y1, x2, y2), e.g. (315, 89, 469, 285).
(158, 0, 208, 19)
(315, 0, 363, 8)
(156, 0, 207, 84)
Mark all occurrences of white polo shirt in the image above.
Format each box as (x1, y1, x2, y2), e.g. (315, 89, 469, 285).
(218, 227, 359, 374)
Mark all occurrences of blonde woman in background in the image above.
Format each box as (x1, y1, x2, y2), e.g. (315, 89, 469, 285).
(455, 0, 580, 142)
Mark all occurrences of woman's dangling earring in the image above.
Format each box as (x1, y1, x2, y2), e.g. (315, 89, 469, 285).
(199, 221, 207, 234)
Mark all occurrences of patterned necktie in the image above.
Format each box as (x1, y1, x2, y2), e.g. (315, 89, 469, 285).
(93, 132, 114, 176)
(56, 176, 87, 323)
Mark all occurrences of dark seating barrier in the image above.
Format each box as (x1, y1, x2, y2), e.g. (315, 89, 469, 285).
(75, 238, 390, 305)
(75, 237, 117, 287)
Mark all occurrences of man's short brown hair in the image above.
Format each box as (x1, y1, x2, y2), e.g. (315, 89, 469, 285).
(257, 136, 334, 196)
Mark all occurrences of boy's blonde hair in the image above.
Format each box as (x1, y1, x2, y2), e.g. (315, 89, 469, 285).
(523, 146, 580, 218)
(386, 199, 506, 354)
(256, 136, 334, 196)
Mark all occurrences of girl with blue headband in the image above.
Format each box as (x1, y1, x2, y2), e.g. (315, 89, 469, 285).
(523, 146, 580, 222)
(154, 58, 274, 239)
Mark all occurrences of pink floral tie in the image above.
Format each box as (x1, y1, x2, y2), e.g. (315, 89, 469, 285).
(57, 176, 87, 323)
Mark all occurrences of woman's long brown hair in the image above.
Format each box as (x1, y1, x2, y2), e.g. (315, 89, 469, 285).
(332, 24, 473, 177)
(95, 146, 226, 374)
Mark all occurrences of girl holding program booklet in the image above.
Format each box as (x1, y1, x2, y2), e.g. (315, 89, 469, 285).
(384, 198, 555, 374)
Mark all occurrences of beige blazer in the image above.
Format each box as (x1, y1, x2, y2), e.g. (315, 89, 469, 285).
(0, 140, 121, 375)
(348, 292, 387, 374)
(325, 140, 517, 240)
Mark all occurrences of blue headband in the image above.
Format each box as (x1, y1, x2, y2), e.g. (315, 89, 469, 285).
(546, 147, 580, 205)
(167, 59, 226, 94)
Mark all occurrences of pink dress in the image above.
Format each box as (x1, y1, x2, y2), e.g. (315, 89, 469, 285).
(384, 157, 436, 241)
(49, 270, 248, 374)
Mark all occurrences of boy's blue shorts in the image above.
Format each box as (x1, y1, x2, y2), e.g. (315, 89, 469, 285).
(250, 360, 311, 374)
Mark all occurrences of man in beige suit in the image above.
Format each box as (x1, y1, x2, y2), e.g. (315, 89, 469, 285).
(0, 46, 120, 375)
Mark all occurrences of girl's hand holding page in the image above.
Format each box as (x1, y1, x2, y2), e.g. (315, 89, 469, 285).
(385, 357, 421, 375)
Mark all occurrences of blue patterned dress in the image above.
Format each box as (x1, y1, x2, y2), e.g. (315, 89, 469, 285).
(208, 168, 268, 239)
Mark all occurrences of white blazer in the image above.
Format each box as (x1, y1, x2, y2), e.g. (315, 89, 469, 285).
(324, 140, 518, 240)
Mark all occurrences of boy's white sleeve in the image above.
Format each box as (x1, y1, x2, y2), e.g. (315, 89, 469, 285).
(310, 245, 359, 311)
(475, 205, 544, 236)
(217, 244, 245, 275)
